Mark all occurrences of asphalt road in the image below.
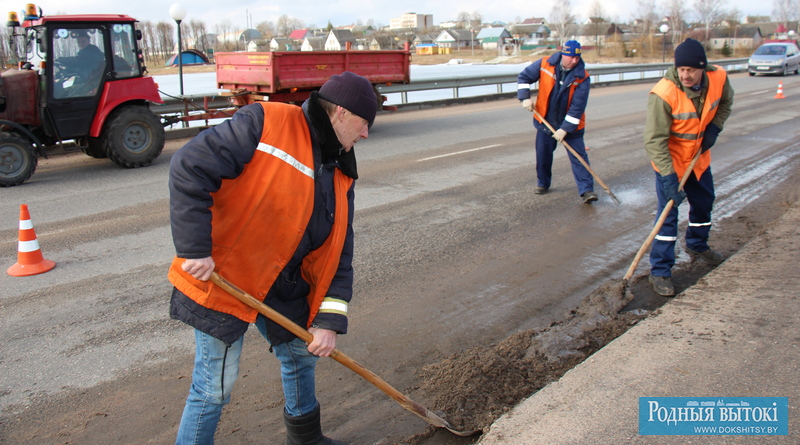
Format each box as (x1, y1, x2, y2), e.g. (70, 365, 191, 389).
(1, 72, 799, 444)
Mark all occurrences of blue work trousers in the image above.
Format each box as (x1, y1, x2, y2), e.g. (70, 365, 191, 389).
(534, 129, 594, 195)
(649, 168, 716, 277)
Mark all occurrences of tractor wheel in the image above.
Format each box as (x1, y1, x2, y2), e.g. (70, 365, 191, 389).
(0, 132, 37, 187)
(82, 136, 108, 158)
(103, 105, 165, 168)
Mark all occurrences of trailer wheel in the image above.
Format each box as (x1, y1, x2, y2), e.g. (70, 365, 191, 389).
(0, 132, 37, 187)
(103, 105, 165, 168)
(82, 136, 108, 158)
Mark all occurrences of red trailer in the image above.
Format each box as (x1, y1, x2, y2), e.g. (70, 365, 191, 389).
(215, 45, 411, 108)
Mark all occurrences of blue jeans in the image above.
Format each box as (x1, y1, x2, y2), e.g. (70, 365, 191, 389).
(175, 328, 320, 445)
(255, 315, 320, 416)
(175, 329, 243, 445)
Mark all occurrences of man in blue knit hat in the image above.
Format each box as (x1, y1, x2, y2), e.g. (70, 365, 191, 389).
(517, 40, 597, 204)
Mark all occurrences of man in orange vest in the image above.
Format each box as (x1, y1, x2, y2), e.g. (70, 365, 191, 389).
(517, 40, 598, 204)
(644, 38, 734, 297)
(168, 71, 377, 444)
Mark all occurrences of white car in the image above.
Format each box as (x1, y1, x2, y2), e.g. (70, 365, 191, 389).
(748, 42, 800, 76)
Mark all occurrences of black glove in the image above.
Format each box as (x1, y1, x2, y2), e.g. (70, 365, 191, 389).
(701, 123, 720, 153)
(658, 173, 686, 206)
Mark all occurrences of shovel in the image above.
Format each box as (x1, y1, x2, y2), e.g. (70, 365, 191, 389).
(622, 148, 703, 285)
(209, 272, 481, 437)
(532, 109, 621, 205)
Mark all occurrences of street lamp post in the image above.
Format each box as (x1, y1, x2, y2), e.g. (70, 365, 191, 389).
(169, 3, 187, 96)
(660, 23, 670, 63)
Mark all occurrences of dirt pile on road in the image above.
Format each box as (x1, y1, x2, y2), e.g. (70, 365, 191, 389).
(403, 280, 648, 441)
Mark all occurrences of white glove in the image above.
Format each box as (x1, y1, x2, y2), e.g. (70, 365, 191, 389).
(553, 129, 567, 142)
(521, 98, 533, 112)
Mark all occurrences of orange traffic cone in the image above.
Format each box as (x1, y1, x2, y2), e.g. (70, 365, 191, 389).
(6, 204, 56, 277)
(774, 81, 786, 99)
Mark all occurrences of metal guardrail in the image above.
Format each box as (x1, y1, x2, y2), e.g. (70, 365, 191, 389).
(153, 58, 750, 115)
(374, 58, 749, 104)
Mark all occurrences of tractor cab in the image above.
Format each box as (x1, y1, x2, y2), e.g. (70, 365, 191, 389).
(21, 8, 147, 140)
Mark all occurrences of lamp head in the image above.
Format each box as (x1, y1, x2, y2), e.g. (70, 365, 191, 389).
(169, 3, 186, 22)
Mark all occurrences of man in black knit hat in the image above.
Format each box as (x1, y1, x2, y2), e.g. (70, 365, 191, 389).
(168, 71, 377, 444)
(644, 38, 734, 297)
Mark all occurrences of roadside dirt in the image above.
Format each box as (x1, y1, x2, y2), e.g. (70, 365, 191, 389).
(1, 169, 795, 445)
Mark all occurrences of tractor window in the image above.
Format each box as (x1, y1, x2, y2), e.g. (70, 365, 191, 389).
(111, 24, 140, 79)
(52, 28, 106, 99)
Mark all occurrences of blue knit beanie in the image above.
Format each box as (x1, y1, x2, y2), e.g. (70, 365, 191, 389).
(319, 71, 377, 126)
(561, 40, 581, 57)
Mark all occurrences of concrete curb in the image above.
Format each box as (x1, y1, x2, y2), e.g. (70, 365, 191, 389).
(478, 205, 800, 444)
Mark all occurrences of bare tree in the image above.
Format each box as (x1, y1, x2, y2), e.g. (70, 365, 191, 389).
(635, 0, 659, 34)
(184, 20, 203, 50)
(256, 21, 275, 41)
(588, 1, 608, 55)
(276, 15, 304, 37)
(550, 0, 576, 46)
(472, 11, 483, 25)
(772, 0, 799, 25)
(695, 0, 729, 40)
(156, 21, 175, 63)
(721, 8, 744, 55)
(138, 21, 156, 65)
(724, 7, 743, 22)
(665, 0, 688, 44)
(188, 20, 210, 54)
(456, 11, 470, 28)
(214, 20, 236, 52)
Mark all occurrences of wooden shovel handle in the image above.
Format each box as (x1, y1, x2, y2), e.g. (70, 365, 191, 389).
(623, 149, 703, 282)
(207, 272, 472, 434)
(532, 110, 620, 204)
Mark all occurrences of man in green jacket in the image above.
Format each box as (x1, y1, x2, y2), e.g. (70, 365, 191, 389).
(643, 38, 734, 297)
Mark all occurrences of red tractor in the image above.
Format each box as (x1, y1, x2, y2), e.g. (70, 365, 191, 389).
(0, 4, 165, 186)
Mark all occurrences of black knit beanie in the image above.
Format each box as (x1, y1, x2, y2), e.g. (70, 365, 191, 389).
(674, 38, 707, 69)
(318, 71, 377, 126)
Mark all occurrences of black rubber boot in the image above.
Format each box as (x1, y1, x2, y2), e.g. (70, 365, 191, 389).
(284, 405, 347, 445)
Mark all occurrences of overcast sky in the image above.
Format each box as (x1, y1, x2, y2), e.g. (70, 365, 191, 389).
(35, 0, 775, 31)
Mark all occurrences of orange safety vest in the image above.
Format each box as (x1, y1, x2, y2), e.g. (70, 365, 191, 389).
(534, 58, 588, 130)
(168, 102, 353, 326)
(650, 67, 727, 179)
